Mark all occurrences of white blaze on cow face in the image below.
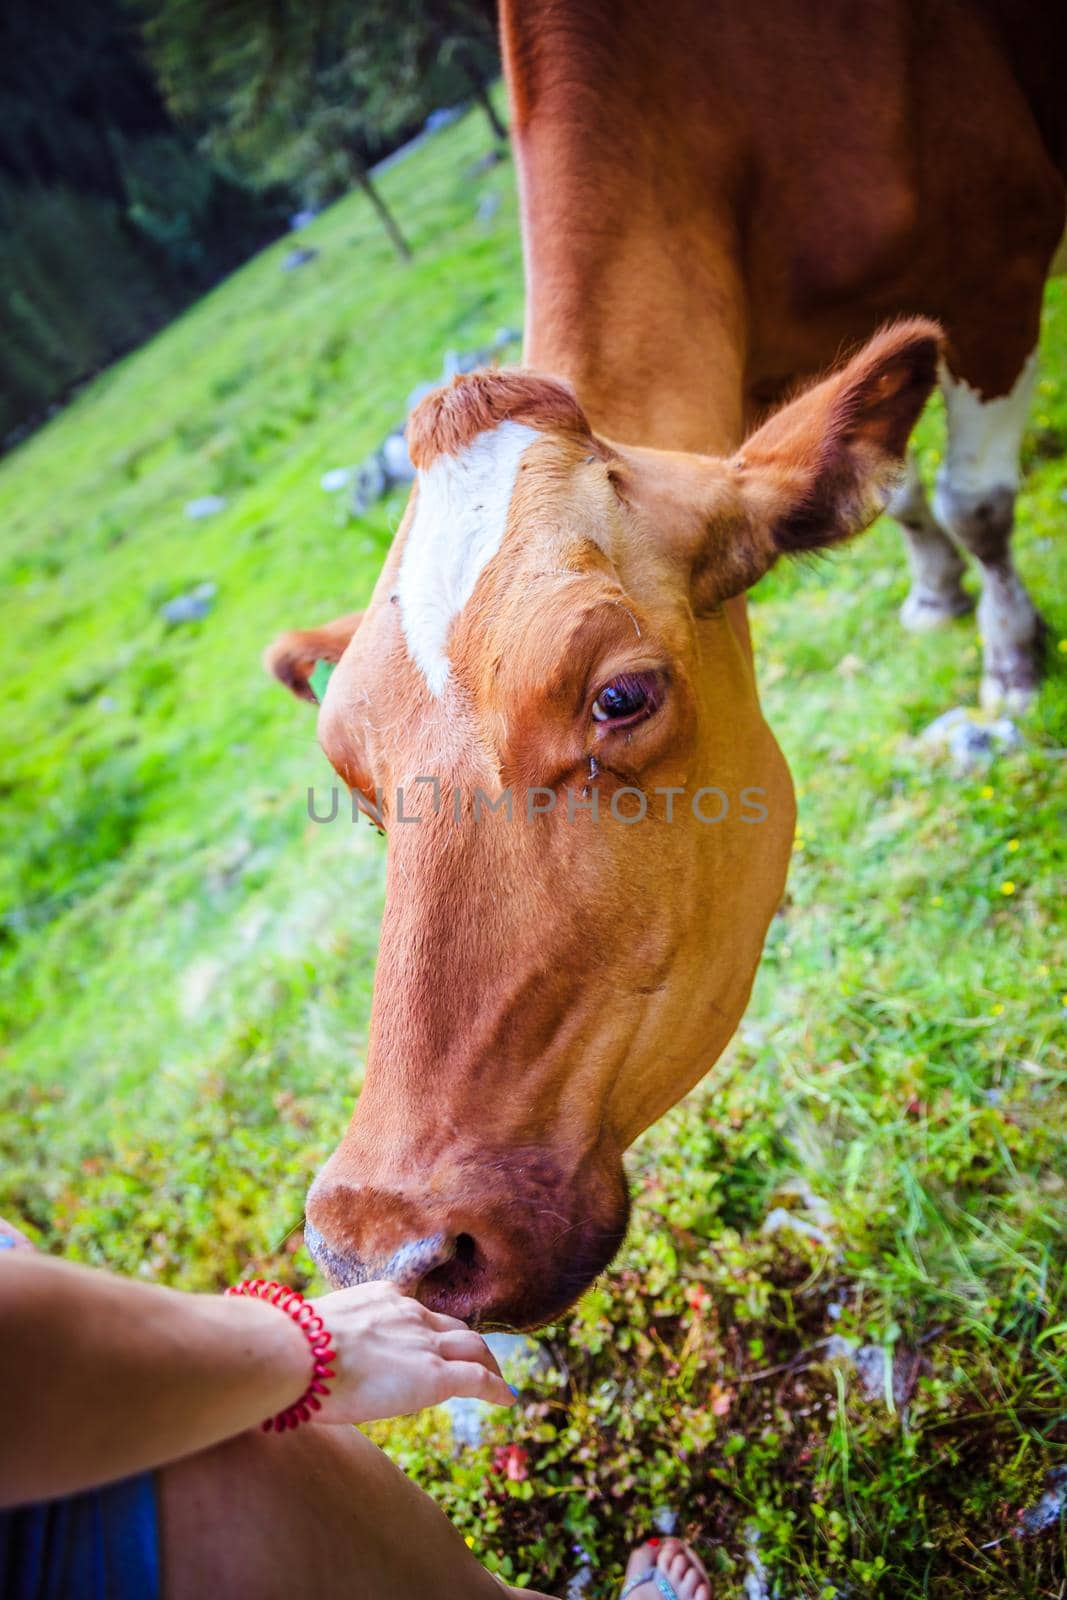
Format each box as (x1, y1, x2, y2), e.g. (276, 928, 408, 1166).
(397, 421, 540, 695)
(935, 350, 1038, 499)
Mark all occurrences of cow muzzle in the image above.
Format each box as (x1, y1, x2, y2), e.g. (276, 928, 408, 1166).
(303, 1146, 630, 1330)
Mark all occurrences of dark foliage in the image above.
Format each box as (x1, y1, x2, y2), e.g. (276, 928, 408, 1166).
(0, 0, 282, 439)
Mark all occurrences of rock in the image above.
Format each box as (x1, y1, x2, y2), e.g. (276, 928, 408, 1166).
(282, 247, 319, 272)
(348, 456, 388, 517)
(466, 149, 506, 179)
(424, 107, 462, 134)
(162, 581, 216, 625)
(442, 1332, 548, 1450)
(565, 1560, 595, 1599)
(346, 436, 416, 516)
(761, 1180, 836, 1248)
(346, 331, 526, 519)
(442, 348, 484, 380)
(476, 191, 501, 226)
(918, 706, 1023, 772)
(180, 955, 223, 1019)
(184, 495, 227, 520)
(443, 1392, 486, 1450)
(1017, 1465, 1067, 1537)
(981, 1465, 1067, 1548)
(828, 1337, 925, 1408)
(651, 1506, 679, 1536)
(406, 379, 439, 413)
(742, 1527, 772, 1600)
(761, 1207, 831, 1246)
(489, 1333, 550, 1394)
(381, 432, 415, 482)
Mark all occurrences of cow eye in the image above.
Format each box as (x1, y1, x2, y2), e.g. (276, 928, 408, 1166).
(591, 671, 662, 724)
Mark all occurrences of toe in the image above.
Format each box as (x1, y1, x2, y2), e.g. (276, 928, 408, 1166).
(621, 1535, 711, 1599)
(622, 1541, 660, 1589)
(660, 1538, 711, 1599)
(668, 1549, 690, 1584)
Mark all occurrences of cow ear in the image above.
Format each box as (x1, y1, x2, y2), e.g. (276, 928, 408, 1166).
(263, 611, 364, 703)
(694, 319, 942, 607)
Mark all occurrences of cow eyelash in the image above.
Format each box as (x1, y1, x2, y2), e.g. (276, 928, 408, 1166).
(590, 670, 664, 726)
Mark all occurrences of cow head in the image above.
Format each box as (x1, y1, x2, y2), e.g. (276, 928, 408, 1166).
(267, 320, 938, 1328)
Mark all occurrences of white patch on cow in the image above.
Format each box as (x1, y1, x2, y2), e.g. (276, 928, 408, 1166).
(397, 421, 539, 695)
(936, 350, 1038, 497)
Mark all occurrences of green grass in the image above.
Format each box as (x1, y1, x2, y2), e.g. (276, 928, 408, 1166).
(1, 98, 1065, 1597)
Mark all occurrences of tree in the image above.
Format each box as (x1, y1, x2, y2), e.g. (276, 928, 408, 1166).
(351, 0, 506, 146)
(139, 0, 506, 263)
(0, 0, 281, 437)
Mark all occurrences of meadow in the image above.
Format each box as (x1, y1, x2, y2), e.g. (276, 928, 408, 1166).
(0, 101, 1064, 1597)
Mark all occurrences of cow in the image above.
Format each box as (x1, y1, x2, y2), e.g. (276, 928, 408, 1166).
(266, 0, 1066, 1330)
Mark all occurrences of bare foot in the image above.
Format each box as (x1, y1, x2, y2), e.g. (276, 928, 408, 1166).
(621, 1536, 711, 1600)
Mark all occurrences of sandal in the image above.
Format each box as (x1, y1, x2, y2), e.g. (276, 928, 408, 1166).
(620, 1570, 685, 1600)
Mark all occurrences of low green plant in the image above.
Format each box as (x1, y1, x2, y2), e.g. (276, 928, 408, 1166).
(0, 91, 1063, 1597)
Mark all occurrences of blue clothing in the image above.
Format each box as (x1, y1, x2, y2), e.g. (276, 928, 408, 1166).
(0, 1473, 159, 1600)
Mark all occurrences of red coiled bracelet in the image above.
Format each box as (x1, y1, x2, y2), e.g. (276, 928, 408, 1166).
(226, 1278, 337, 1432)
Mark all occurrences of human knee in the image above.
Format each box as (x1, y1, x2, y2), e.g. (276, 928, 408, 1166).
(160, 1424, 396, 1600)
(162, 1416, 371, 1523)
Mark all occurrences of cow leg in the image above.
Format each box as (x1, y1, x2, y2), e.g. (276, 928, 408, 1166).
(890, 450, 973, 630)
(932, 353, 1043, 710)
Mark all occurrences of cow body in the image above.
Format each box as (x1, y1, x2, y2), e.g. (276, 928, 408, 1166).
(506, 0, 1066, 441)
(270, 3, 1065, 1329)
(503, 0, 1066, 703)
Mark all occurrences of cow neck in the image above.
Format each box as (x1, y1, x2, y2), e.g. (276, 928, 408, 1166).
(505, 0, 747, 459)
(523, 294, 746, 460)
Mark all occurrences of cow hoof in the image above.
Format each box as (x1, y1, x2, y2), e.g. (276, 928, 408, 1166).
(979, 614, 1046, 713)
(980, 674, 1038, 715)
(900, 586, 974, 633)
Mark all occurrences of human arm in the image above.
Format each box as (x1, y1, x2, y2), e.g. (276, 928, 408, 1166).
(0, 1252, 511, 1507)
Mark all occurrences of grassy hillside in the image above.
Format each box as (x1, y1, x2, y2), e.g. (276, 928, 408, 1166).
(1, 101, 1064, 1597)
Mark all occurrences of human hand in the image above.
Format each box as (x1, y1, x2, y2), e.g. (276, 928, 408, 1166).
(307, 1280, 515, 1424)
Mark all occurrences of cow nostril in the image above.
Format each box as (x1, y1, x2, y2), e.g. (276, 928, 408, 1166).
(454, 1232, 476, 1268)
(419, 1229, 483, 1315)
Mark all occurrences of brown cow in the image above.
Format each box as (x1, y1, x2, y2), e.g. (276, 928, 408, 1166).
(267, 1, 1065, 1330)
(502, 0, 1065, 707)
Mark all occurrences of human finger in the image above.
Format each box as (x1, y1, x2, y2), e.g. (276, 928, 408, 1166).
(435, 1358, 515, 1406)
(410, 1304, 471, 1334)
(434, 1330, 506, 1374)
(349, 1284, 468, 1335)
